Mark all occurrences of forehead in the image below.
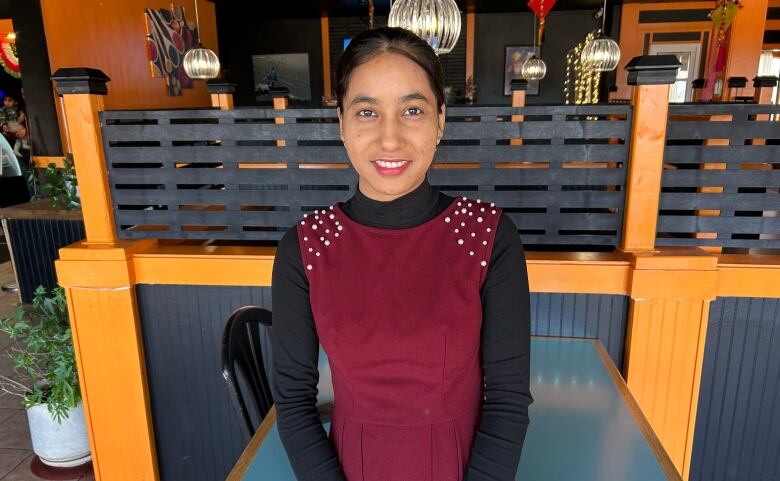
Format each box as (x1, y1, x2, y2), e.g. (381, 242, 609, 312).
(345, 52, 434, 100)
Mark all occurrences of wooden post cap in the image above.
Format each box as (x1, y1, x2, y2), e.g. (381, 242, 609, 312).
(206, 81, 237, 94)
(51, 68, 110, 95)
(753, 76, 779, 88)
(727, 76, 748, 88)
(625, 55, 680, 85)
(509, 78, 528, 91)
(269, 86, 290, 98)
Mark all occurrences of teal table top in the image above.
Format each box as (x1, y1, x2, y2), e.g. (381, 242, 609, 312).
(227, 337, 680, 481)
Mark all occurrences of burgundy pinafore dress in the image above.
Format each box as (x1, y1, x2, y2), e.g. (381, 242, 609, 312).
(296, 196, 502, 481)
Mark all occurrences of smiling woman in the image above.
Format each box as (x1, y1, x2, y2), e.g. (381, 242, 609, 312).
(271, 27, 533, 481)
(335, 28, 446, 201)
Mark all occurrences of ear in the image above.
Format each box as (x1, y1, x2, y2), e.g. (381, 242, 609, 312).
(337, 107, 345, 143)
(437, 104, 446, 140)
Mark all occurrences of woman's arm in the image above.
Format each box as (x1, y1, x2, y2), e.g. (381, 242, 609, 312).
(271, 227, 347, 481)
(464, 214, 534, 481)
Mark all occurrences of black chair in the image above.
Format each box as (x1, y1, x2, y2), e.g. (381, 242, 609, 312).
(221, 306, 274, 438)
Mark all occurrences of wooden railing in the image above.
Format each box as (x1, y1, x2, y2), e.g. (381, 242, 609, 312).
(48, 63, 780, 481)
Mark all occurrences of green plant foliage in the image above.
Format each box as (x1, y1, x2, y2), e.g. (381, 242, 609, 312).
(0, 286, 80, 423)
(26, 153, 80, 210)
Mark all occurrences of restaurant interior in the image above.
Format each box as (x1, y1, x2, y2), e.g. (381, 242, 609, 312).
(0, 0, 778, 480)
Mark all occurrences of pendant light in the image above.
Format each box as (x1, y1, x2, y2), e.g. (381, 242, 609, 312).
(521, 15, 547, 81)
(183, 0, 220, 79)
(580, 0, 620, 72)
(388, 0, 462, 55)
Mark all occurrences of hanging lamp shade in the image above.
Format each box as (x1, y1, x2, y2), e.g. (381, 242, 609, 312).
(183, 47, 220, 79)
(388, 0, 462, 55)
(580, 35, 621, 72)
(521, 55, 547, 81)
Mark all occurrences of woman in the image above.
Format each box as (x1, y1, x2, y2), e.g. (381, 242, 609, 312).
(271, 27, 533, 481)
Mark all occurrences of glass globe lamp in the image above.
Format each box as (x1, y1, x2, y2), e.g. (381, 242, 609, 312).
(183, 47, 221, 79)
(388, 0, 462, 55)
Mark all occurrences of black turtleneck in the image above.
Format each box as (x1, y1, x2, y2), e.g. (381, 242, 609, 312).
(271, 177, 533, 481)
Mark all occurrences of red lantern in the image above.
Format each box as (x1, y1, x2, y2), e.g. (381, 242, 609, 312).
(528, 0, 557, 45)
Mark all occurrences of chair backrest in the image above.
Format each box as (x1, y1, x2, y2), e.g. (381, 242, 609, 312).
(220, 306, 274, 438)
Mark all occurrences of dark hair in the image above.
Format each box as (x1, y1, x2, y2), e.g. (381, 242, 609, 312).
(335, 27, 445, 112)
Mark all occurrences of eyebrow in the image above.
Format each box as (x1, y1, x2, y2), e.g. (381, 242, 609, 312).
(348, 91, 432, 107)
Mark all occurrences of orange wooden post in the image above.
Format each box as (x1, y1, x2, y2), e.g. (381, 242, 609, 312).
(272, 87, 290, 148)
(50, 68, 159, 481)
(620, 55, 679, 252)
(51, 68, 116, 245)
(618, 56, 718, 479)
(725, 76, 747, 102)
(207, 81, 236, 110)
(691, 78, 705, 102)
(510, 78, 527, 146)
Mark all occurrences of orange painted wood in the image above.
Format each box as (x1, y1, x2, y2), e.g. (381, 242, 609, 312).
(40, 0, 218, 110)
(510, 89, 525, 145)
(57, 245, 159, 481)
(210, 93, 234, 110)
(61, 94, 116, 244)
(32, 156, 64, 168)
(465, 12, 475, 86)
(274, 97, 288, 147)
(624, 297, 710, 479)
(621, 84, 671, 252)
(724, 0, 769, 98)
(616, 2, 716, 99)
(321, 17, 332, 100)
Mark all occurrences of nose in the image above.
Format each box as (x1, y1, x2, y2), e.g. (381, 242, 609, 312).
(378, 116, 405, 152)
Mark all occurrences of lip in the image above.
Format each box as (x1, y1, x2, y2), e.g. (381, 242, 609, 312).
(371, 158, 411, 177)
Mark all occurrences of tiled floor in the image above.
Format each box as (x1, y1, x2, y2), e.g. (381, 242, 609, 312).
(0, 260, 94, 481)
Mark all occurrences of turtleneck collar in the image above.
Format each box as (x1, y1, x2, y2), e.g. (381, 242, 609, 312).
(340, 176, 444, 229)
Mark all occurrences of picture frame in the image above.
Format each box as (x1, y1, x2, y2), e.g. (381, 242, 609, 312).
(252, 53, 312, 102)
(504, 45, 541, 96)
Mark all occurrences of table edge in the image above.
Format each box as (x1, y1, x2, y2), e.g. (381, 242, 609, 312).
(593, 340, 684, 481)
(225, 406, 277, 481)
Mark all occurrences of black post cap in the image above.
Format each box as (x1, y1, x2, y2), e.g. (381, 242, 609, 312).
(727, 76, 747, 88)
(509, 78, 528, 91)
(269, 86, 290, 98)
(691, 78, 706, 89)
(206, 81, 237, 94)
(51, 68, 110, 95)
(625, 55, 680, 85)
(753, 76, 779, 88)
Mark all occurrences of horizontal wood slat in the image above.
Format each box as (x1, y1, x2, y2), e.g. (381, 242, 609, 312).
(658, 103, 780, 251)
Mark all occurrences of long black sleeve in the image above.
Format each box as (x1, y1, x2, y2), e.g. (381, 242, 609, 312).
(271, 226, 347, 481)
(464, 214, 534, 481)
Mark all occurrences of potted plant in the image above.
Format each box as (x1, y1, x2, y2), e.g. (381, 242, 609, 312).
(0, 285, 91, 467)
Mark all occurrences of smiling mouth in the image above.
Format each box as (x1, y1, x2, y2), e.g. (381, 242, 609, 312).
(373, 159, 411, 168)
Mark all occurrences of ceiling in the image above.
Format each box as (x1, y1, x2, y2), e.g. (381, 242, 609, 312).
(223, 0, 624, 19)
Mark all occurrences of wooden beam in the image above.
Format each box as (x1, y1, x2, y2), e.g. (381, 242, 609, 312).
(321, 16, 332, 100)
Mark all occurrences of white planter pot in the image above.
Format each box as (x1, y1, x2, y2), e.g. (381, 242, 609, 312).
(26, 401, 92, 467)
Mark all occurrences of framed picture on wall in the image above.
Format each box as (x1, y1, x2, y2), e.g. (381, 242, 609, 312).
(252, 53, 312, 101)
(504, 46, 541, 96)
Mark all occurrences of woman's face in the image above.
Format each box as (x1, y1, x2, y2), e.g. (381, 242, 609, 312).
(338, 53, 445, 202)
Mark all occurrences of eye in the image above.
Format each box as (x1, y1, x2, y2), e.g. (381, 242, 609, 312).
(404, 107, 423, 116)
(356, 109, 376, 117)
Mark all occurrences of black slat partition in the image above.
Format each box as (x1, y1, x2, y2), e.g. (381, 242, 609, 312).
(101, 104, 631, 250)
(136, 285, 629, 481)
(659, 103, 780, 250)
(6, 219, 86, 303)
(689, 297, 780, 481)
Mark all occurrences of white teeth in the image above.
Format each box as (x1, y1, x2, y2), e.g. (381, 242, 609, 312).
(376, 160, 409, 168)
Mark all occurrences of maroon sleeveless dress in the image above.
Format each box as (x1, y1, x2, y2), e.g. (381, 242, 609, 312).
(296, 196, 502, 481)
